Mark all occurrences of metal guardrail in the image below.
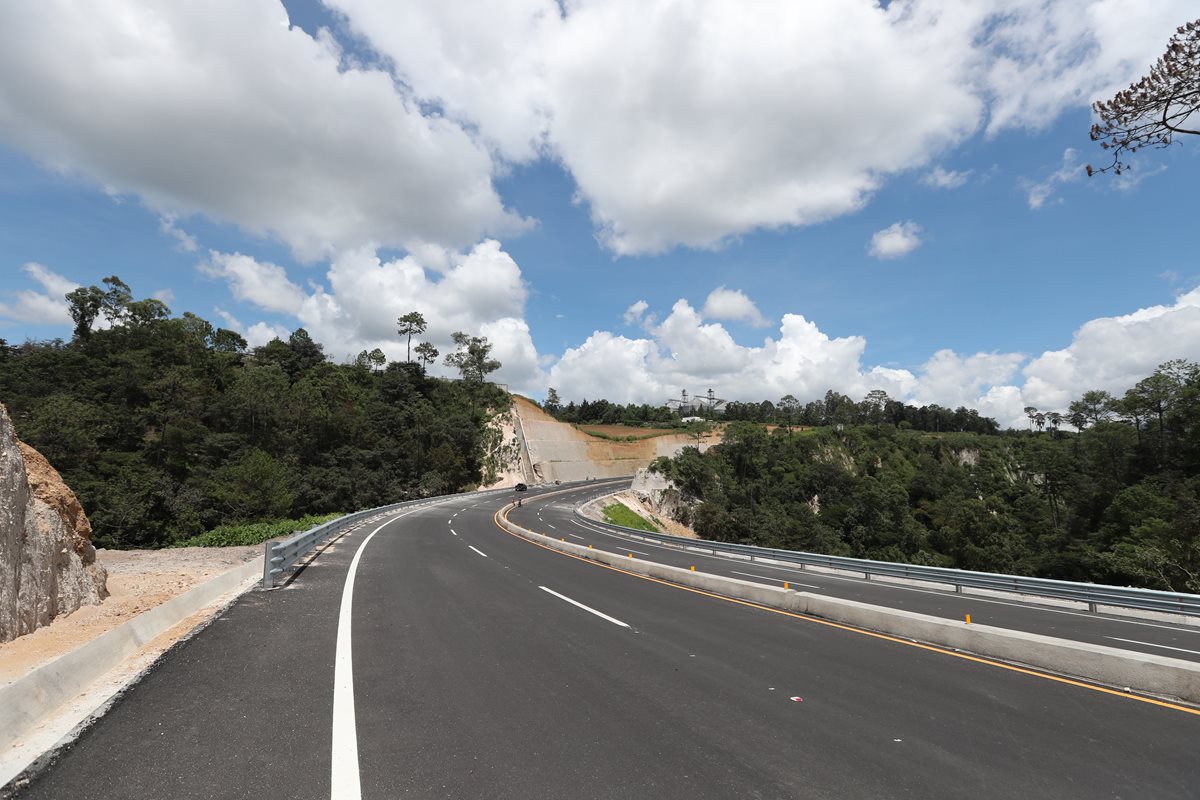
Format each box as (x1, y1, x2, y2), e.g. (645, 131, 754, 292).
(574, 502, 1200, 617)
(262, 487, 511, 588)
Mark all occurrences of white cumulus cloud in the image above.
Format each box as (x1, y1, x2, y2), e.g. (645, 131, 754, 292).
(0, 0, 525, 261)
(199, 252, 308, 316)
(922, 166, 972, 189)
(868, 222, 923, 259)
(328, 0, 1192, 255)
(622, 300, 649, 326)
(701, 287, 770, 328)
(0, 263, 78, 325)
(546, 287, 1200, 429)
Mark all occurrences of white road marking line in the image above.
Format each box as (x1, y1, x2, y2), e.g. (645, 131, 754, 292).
(331, 507, 421, 800)
(547, 524, 557, 530)
(469, 545, 488, 558)
(450, 529, 458, 536)
(1105, 637, 1200, 656)
(539, 586, 630, 628)
(447, 519, 452, 525)
(623, 547, 650, 555)
(730, 570, 820, 589)
(569, 534, 586, 540)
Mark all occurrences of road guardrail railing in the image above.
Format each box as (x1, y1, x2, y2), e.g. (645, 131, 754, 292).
(262, 487, 510, 588)
(574, 501, 1200, 618)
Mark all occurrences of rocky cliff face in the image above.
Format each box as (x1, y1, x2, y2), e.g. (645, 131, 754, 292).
(0, 403, 107, 642)
(630, 468, 694, 525)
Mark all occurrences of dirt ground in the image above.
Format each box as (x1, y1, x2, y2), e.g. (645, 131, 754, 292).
(0, 546, 260, 685)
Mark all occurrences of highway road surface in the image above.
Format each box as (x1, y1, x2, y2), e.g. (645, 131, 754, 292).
(12, 480, 1199, 799)
(526, 481, 1200, 663)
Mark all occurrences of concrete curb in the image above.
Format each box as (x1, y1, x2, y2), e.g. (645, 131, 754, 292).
(0, 555, 263, 760)
(499, 511, 1200, 705)
(572, 498, 1200, 628)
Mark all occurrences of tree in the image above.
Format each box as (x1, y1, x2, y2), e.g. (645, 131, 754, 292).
(396, 311, 427, 363)
(1088, 19, 1199, 175)
(368, 348, 387, 373)
(413, 341, 438, 373)
(1069, 390, 1115, 427)
(861, 389, 889, 425)
(443, 332, 500, 384)
(684, 419, 714, 448)
(100, 275, 132, 324)
(545, 387, 562, 416)
(778, 394, 799, 432)
(65, 285, 104, 339)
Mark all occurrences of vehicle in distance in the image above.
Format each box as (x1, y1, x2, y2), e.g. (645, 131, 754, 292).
(515, 483, 528, 491)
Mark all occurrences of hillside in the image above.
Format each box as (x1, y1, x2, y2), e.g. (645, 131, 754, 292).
(509, 396, 718, 483)
(650, 361, 1200, 593)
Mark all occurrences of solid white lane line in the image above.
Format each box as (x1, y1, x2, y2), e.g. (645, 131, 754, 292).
(1105, 637, 1200, 655)
(332, 507, 420, 800)
(469, 545, 489, 558)
(730, 570, 820, 589)
(539, 586, 630, 628)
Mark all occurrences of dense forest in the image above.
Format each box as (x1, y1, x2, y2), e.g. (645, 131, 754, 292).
(651, 360, 1200, 592)
(544, 388, 998, 434)
(0, 278, 509, 549)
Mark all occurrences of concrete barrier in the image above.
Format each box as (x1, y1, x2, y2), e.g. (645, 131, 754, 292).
(498, 511, 1200, 705)
(0, 556, 263, 760)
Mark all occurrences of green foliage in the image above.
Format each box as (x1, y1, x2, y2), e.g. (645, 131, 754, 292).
(575, 426, 674, 442)
(0, 276, 511, 549)
(657, 362, 1200, 591)
(602, 503, 659, 532)
(173, 513, 343, 548)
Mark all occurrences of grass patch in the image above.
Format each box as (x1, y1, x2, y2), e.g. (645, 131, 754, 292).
(173, 513, 344, 548)
(601, 503, 659, 532)
(576, 427, 675, 442)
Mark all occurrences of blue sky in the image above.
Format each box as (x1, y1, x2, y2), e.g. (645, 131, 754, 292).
(1, 1, 1197, 427)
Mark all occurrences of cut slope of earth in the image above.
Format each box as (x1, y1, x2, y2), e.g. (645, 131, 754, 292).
(511, 396, 719, 482)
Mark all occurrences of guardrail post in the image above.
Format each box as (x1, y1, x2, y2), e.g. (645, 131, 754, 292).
(1087, 601, 1097, 613)
(262, 541, 276, 590)
(955, 584, 962, 594)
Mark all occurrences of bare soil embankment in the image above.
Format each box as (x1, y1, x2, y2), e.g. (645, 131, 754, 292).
(0, 546, 260, 686)
(512, 396, 718, 483)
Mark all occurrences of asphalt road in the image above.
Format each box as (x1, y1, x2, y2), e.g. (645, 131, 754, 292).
(517, 482, 1200, 664)
(14, 480, 1200, 799)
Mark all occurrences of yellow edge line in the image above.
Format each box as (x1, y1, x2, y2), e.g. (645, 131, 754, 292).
(492, 506, 1200, 717)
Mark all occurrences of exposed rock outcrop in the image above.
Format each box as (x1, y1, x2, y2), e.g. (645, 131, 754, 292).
(628, 467, 699, 536)
(0, 403, 107, 643)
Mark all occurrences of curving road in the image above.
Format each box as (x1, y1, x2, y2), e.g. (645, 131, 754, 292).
(13, 480, 1199, 799)
(520, 481, 1200, 663)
